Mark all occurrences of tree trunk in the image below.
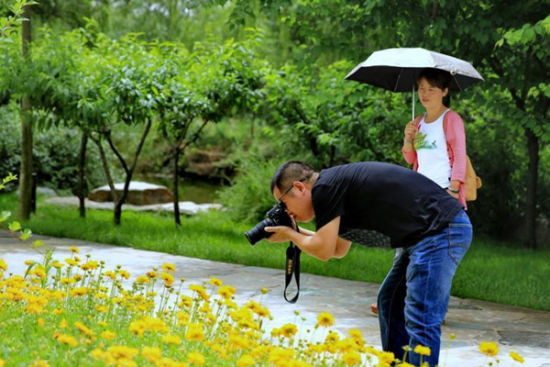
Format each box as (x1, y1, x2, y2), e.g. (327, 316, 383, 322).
(17, 6, 32, 220)
(91, 135, 120, 224)
(108, 119, 152, 225)
(78, 132, 88, 218)
(524, 127, 539, 249)
(173, 144, 181, 226)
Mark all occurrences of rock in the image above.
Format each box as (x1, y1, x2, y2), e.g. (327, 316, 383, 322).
(88, 181, 173, 205)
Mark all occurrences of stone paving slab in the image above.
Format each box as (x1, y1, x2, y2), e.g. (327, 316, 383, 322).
(1, 231, 550, 366)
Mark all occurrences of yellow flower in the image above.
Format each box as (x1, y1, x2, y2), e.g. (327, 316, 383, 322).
(161, 334, 182, 345)
(479, 341, 499, 356)
(341, 351, 361, 366)
(0, 359, 4, 367)
(187, 351, 205, 365)
(69, 247, 79, 253)
(217, 285, 236, 300)
(64, 258, 77, 266)
(100, 330, 116, 340)
(135, 275, 149, 284)
(0, 259, 7, 271)
(141, 346, 162, 363)
(237, 354, 255, 367)
(104, 270, 117, 280)
(280, 323, 298, 338)
(160, 272, 175, 287)
(146, 271, 157, 279)
(95, 304, 109, 313)
(189, 284, 209, 301)
(74, 321, 96, 338)
(509, 351, 524, 363)
(255, 305, 271, 318)
(161, 263, 176, 272)
(325, 331, 340, 344)
(261, 287, 269, 294)
(396, 363, 415, 367)
(55, 333, 78, 347)
(209, 277, 223, 287)
(348, 329, 363, 339)
(81, 260, 99, 271)
(29, 360, 50, 367)
(316, 312, 334, 327)
(106, 345, 139, 360)
(70, 287, 88, 297)
(378, 351, 395, 364)
(413, 345, 431, 356)
(117, 270, 130, 279)
(179, 295, 193, 308)
(185, 323, 205, 342)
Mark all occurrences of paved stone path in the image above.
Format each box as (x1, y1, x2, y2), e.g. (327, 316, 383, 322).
(1, 231, 549, 366)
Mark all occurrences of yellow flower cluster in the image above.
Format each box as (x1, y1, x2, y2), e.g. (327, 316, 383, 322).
(0, 250, 519, 367)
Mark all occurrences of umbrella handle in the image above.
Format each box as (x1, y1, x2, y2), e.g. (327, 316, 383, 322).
(412, 84, 415, 121)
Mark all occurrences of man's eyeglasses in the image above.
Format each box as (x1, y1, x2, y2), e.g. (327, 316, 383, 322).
(277, 178, 306, 204)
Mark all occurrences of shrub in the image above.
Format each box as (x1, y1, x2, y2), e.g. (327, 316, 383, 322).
(0, 104, 107, 195)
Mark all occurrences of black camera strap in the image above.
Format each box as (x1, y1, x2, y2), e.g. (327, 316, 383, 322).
(284, 241, 301, 303)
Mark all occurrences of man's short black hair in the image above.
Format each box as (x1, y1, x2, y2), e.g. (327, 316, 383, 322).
(271, 161, 316, 193)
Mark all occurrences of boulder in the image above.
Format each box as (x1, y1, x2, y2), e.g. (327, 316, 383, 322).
(88, 181, 173, 205)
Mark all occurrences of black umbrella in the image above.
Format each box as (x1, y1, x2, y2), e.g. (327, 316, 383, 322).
(345, 47, 484, 119)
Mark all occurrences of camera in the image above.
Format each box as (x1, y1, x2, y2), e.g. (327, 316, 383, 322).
(245, 202, 293, 245)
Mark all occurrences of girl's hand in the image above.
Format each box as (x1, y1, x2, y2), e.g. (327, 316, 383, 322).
(404, 121, 417, 141)
(446, 189, 459, 200)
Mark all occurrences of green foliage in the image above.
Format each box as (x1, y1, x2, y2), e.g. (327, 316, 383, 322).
(217, 156, 284, 223)
(259, 59, 411, 168)
(0, 0, 36, 39)
(0, 104, 106, 194)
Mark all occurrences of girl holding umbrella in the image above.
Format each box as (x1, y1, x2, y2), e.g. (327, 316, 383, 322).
(401, 68, 468, 207)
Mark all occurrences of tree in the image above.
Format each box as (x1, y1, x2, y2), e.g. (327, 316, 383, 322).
(17, 1, 33, 220)
(241, 0, 550, 247)
(158, 39, 268, 226)
(88, 34, 163, 225)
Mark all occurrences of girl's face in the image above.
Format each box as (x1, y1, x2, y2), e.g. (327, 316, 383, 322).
(417, 77, 448, 110)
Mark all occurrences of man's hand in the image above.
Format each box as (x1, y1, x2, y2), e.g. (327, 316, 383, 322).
(264, 225, 294, 243)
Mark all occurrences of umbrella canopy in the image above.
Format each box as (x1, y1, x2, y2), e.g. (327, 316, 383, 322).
(345, 47, 484, 119)
(345, 47, 483, 92)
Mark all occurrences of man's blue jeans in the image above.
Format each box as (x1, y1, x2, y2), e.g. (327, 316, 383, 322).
(377, 210, 472, 366)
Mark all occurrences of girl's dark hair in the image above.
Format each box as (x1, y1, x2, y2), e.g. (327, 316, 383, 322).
(417, 68, 452, 107)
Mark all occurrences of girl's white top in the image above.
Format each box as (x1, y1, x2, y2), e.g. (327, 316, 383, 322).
(416, 109, 451, 188)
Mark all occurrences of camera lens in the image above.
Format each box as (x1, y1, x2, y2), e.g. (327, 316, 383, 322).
(244, 218, 275, 245)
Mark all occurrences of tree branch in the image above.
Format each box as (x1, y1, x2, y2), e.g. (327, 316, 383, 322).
(90, 133, 119, 203)
(180, 119, 209, 152)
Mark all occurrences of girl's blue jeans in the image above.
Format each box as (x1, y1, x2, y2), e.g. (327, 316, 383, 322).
(377, 210, 472, 367)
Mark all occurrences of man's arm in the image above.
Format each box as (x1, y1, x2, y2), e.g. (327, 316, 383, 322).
(265, 217, 351, 261)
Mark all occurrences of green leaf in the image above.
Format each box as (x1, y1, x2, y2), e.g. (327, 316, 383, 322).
(8, 221, 21, 232)
(0, 211, 10, 223)
(19, 228, 32, 241)
(32, 240, 45, 248)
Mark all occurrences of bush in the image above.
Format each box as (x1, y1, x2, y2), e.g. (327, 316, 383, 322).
(218, 155, 285, 223)
(0, 104, 107, 195)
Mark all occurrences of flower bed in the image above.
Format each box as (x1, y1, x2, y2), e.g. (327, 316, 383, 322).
(0, 246, 525, 367)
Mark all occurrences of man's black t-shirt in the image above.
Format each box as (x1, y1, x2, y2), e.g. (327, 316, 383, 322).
(312, 162, 463, 248)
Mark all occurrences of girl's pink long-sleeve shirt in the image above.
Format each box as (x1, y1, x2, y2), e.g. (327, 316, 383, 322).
(402, 109, 468, 208)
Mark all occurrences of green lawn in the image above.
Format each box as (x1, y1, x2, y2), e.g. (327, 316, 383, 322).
(2, 193, 549, 311)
